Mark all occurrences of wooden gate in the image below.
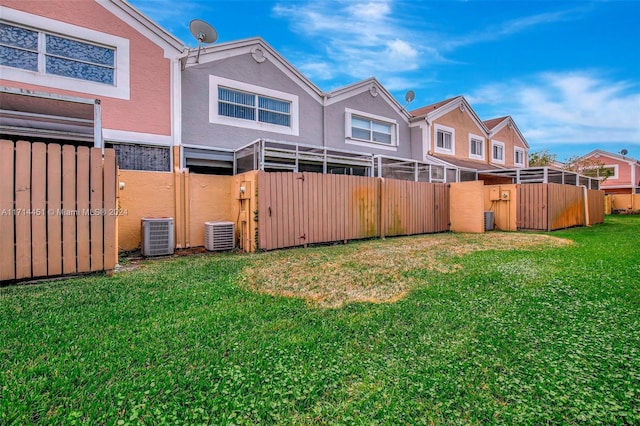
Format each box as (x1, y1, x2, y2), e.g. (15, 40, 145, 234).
(257, 172, 450, 251)
(517, 183, 602, 231)
(0, 140, 117, 282)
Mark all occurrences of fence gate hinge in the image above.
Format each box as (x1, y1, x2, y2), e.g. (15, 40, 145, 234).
(299, 233, 306, 240)
(297, 174, 305, 181)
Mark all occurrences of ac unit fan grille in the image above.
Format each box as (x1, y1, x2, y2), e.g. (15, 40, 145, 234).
(142, 218, 174, 256)
(205, 221, 235, 251)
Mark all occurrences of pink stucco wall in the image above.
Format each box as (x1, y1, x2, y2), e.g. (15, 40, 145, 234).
(1, 0, 174, 136)
(597, 155, 635, 187)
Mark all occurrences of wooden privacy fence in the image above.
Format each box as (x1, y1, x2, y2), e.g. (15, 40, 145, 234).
(0, 140, 117, 282)
(257, 172, 449, 251)
(517, 183, 604, 231)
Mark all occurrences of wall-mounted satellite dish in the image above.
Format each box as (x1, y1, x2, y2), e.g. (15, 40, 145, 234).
(620, 149, 628, 156)
(403, 90, 415, 110)
(189, 19, 218, 63)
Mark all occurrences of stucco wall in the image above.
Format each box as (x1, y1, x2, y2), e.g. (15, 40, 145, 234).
(484, 184, 518, 231)
(181, 53, 323, 149)
(1, 0, 174, 136)
(491, 126, 528, 168)
(117, 170, 259, 252)
(325, 90, 415, 159)
(432, 108, 487, 164)
(118, 170, 176, 251)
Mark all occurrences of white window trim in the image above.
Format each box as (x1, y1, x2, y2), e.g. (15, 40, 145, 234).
(344, 108, 398, 151)
(514, 147, 525, 166)
(0, 7, 130, 100)
(209, 75, 299, 136)
(433, 123, 455, 155)
(468, 133, 485, 160)
(588, 164, 619, 180)
(491, 140, 505, 164)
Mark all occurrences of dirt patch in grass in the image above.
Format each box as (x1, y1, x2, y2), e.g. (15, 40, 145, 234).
(241, 233, 572, 308)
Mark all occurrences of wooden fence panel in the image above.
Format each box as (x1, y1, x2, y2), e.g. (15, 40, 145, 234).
(517, 184, 548, 230)
(31, 143, 48, 278)
(47, 144, 63, 276)
(15, 142, 31, 279)
(90, 149, 104, 271)
(257, 172, 449, 251)
(102, 149, 117, 271)
(0, 141, 15, 281)
(76, 147, 91, 273)
(587, 189, 605, 225)
(0, 140, 117, 282)
(548, 184, 584, 230)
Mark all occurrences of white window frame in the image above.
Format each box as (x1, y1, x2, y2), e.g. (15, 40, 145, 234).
(491, 140, 505, 164)
(514, 147, 525, 166)
(434, 123, 455, 155)
(585, 164, 618, 180)
(209, 75, 299, 136)
(344, 108, 398, 151)
(468, 133, 485, 160)
(0, 7, 130, 100)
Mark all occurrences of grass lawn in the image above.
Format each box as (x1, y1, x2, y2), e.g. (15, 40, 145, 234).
(1, 216, 639, 425)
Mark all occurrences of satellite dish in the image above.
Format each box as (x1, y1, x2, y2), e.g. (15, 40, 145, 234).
(405, 90, 415, 104)
(189, 19, 218, 63)
(620, 149, 628, 156)
(402, 90, 415, 111)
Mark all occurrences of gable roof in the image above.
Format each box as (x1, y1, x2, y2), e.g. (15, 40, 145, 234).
(484, 115, 530, 149)
(183, 37, 324, 102)
(578, 149, 640, 165)
(325, 77, 412, 120)
(409, 96, 460, 118)
(410, 96, 489, 134)
(98, 0, 185, 55)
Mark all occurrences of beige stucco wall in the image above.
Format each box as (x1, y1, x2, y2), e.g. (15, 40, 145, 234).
(432, 108, 487, 162)
(118, 171, 176, 251)
(607, 193, 640, 213)
(490, 127, 528, 168)
(484, 184, 518, 231)
(117, 170, 259, 252)
(450, 181, 485, 233)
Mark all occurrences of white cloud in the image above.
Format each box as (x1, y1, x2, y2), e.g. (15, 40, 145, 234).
(467, 71, 640, 146)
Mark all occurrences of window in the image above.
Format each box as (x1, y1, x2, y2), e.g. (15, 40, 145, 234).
(210, 76, 299, 136)
(1, 22, 115, 85)
(491, 140, 505, 164)
(218, 87, 291, 127)
(469, 134, 484, 160)
(0, 7, 129, 99)
(514, 148, 525, 166)
(433, 124, 455, 155)
(351, 116, 392, 144)
(345, 108, 397, 150)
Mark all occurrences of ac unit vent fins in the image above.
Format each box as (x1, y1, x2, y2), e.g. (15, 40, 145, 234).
(141, 218, 175, 256)
(205, 221, 235, 251)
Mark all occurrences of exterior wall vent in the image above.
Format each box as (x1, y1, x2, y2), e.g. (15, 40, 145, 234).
(205, 221, 235, 251)
(141, 218, 175, 256)
(484, 211, 495, 231)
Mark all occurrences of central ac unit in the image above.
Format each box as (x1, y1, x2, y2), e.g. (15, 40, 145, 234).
(205, 221, 235, 251)
(141, 217, 174, 256)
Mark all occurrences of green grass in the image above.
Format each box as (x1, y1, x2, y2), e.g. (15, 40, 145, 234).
(1, 216, 639, 425)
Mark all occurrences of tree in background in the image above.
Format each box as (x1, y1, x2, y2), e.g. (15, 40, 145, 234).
(564, 155, 613, 181)
(528, 149, 557, 167)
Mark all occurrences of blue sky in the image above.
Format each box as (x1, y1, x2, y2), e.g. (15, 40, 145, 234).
(130, 0, 640, 162)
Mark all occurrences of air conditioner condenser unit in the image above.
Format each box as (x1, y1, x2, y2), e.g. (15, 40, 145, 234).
(205, 221, 235, 251)
(141, 217, 175, 256)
